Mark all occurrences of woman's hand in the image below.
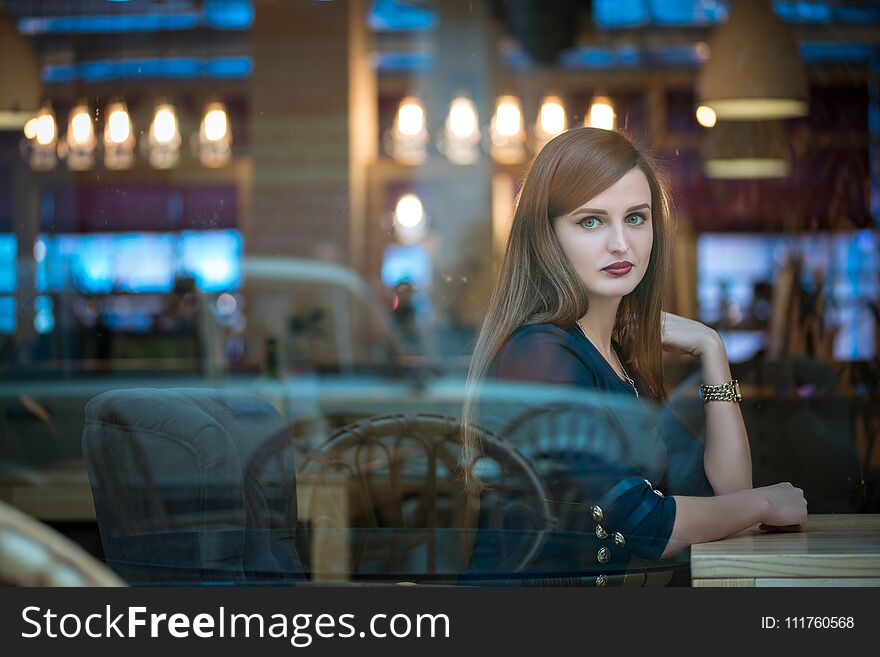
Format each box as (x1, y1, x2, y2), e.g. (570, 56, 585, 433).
(660, 311, 723, 358)
(756, 482, 808, 532)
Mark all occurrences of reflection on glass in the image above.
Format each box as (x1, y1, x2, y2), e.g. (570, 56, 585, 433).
(440, 94, 480, 165)
(585, 96, 615, 131)
(392, 193, 428, 244)
(386, 95, 428, 164)
(34, 230, 242, 294)
(490, 95, 527, 164)
(103, 100, 135, 169)
(147, 101, 181, 169)
(198, 101, 232, 167)
(64, 101, 96, 170)
(534, 95, 566, 152)
(29, 105, 58, 170)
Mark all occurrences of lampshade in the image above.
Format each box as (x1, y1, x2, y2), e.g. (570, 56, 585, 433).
(697, 0, 808, 120)
(703, 120, 791, 179)
(0, 10, 41, 129)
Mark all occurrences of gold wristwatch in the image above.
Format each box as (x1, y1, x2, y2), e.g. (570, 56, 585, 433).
(699, 379, 742, 403)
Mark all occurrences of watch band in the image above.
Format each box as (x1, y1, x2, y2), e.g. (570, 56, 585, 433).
(699, 379, 742, 403)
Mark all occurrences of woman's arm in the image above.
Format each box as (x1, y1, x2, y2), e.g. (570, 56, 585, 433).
(660, 312, 752, 495)
(660, 489, 767, 559)
(660, 482, 808, 559)
(698, 334, 753, 494)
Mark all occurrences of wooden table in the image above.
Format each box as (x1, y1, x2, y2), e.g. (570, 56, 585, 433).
(691, 514, 880, 587)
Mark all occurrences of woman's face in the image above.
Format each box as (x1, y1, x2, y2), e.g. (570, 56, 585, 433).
(551, 166, 653, 301)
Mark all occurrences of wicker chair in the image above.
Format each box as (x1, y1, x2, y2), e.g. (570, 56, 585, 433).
(296, 412, 554, 580)
(0, 501, 124, 587)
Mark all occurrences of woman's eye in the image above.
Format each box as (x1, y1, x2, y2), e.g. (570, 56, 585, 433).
(626, 214, 646, 225)
(578, 216, 602, 229)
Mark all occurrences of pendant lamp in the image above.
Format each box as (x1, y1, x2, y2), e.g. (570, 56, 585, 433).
(703, 120, 791, 179)
(697, 0, 808, 120)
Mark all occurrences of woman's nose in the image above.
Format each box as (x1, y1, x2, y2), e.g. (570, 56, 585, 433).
(607, 226, 629, 253)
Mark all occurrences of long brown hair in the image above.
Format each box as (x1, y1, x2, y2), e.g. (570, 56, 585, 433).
(460, 127, 674, 494)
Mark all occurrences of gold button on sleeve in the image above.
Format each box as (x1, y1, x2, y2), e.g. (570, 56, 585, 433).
(595, 525, 608, 540)
(597, 547, 610, 564)
(590, 504, 604, 523)
(613, 532, 625, 546)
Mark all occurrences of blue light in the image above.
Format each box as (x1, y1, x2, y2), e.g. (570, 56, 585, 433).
(560, 46, 643, 69)
(34, 296, 54, 335)
(651, 0, 727, 25)
(590, 0, 879, 28)
(79, 61, 115, 81)
(71, 236, 116, 294)
(115, 234, 176, 293)
(43, 56, 254, 83)
(204, 0, 254, 29)
(381, 244, 430, 288)
(501, 49, 535, 71)
(800, 43, 877, 64)
(593, 0, 646, 28)
(179, 230, 242, 292)
(17, 1, 252, 35)
(202, 56, 254, 78)
(774, 1, 832, 23)
(0, 297, 15, 334)
(18, 14, 200, 35)
(855, 229, 877, 253)
(369, 0, 436, 31)
(0, 234, 17, 294)
(373, 51, 433, 72)
(36, 231, 243, 294)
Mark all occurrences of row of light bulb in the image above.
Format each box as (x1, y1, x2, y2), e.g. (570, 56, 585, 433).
(388, 92, 721, 165)
(387, 93, 619, 165)
(22, 100, 232, 171)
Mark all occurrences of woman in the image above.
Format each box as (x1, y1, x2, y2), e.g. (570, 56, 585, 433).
(461, 128, 807, 570)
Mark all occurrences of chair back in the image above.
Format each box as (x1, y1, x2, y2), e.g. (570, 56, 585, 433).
(81, 388, 301, 582)
(298, 412, 553, 577)
(496, 398, 692, 586)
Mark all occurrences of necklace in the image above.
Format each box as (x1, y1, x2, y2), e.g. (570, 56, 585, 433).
(575, 321, 639, 398)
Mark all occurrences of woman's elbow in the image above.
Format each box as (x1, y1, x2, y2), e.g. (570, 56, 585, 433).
(659, 534, 690, 560)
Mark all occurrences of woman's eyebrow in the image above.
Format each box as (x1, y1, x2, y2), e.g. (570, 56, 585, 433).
(572, 202, 651, 216)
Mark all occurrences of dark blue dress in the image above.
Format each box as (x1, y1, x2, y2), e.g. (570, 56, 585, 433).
(479, 322, 714, 581)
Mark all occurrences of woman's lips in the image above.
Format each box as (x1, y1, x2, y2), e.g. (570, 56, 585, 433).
(602, 263, 633, 276)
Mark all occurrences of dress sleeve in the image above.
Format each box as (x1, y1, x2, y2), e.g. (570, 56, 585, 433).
(488, 327, 679, 562)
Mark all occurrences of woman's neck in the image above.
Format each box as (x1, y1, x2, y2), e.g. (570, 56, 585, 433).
(578, 295, 622, 360)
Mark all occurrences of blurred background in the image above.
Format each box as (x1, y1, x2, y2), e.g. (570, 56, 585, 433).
(0, 0, 878, 567)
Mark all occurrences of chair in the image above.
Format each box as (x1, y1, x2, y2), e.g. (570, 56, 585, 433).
(0, 500, 124, 587)
(81, 388, 303, 583)
(296, 412, 554, 581)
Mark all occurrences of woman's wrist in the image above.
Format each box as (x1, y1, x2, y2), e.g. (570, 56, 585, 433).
(748, 487, 772, 524)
